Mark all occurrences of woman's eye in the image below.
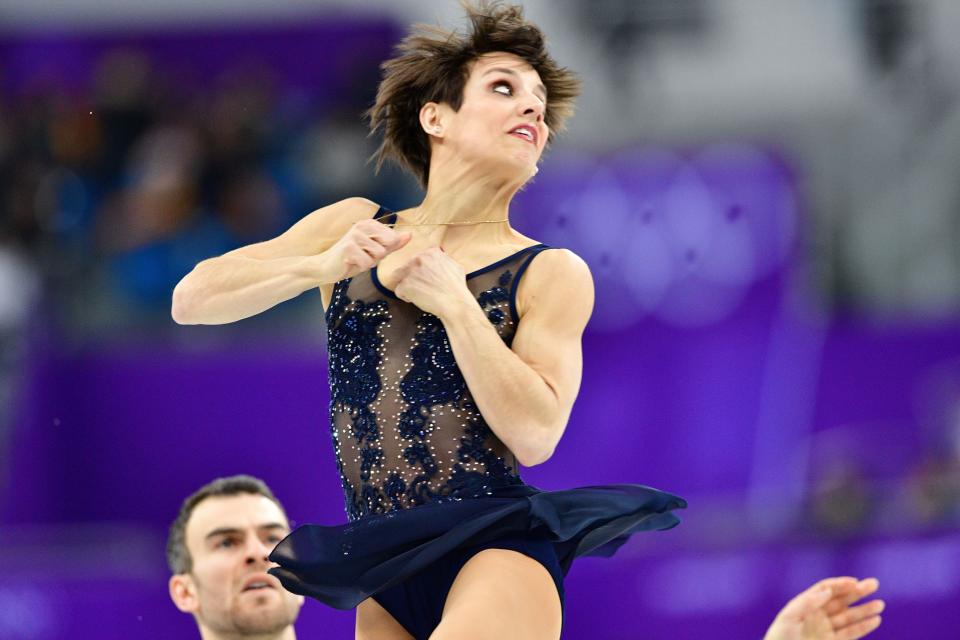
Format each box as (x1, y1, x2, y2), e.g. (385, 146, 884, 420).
(493, 81, 513, 96)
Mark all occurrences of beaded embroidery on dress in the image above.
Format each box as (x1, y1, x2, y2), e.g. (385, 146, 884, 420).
(269, 204, 687, 619)
(327, 206, 541, 521)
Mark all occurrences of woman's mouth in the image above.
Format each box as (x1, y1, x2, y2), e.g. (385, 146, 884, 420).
(508, 125, 538, 145)
(509, 132, 536, 145)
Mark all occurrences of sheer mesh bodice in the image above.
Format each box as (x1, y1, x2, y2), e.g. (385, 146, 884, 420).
(271, 208, 686, 610)
(325, 206, 553, 521)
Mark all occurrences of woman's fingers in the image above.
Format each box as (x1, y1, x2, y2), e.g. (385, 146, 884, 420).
(368, 221, 410, 250)
(830, 598, 885, 629)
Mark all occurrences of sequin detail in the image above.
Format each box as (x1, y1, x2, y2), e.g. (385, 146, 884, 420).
(326, 281, 391, 517)
(325, 236, 551, 522)
(477, 272, 513, 338)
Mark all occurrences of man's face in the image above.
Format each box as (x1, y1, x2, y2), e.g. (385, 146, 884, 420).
(169, 494, 303, 636)
(438, 51, 549, 177)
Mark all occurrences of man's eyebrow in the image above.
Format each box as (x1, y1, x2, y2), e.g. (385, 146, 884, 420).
(204, 523, 288, 541)
(205, 527, 242, 541)
(482, 67, 547, 100)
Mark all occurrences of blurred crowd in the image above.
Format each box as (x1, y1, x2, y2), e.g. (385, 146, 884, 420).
(1, 10, 958, 543)
(0, 47, 416, 333)
(809, 440, 960, 536)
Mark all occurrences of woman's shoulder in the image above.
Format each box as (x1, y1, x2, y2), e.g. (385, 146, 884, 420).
(516, 245, 593, 298)
(299, 197, 383, 230)
(524, 245, 592, 281)
(513, 245, 594, 322)
(506, 235, 591, 280)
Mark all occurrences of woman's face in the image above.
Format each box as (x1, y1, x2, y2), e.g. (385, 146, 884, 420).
(434, 52, 549, 178)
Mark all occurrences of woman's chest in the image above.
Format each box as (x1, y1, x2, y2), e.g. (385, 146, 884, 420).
(321, 241, 538, 315)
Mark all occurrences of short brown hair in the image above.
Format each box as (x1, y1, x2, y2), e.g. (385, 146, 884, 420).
(365, 0, 581, 189)
(166, 475, 285, 574)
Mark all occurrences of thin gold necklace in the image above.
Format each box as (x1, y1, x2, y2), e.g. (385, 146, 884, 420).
(387, 218, 509, 227)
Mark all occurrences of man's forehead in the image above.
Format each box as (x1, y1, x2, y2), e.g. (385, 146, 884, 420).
(185, 494, 288, 544)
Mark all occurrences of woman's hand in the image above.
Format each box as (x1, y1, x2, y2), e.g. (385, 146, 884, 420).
(324, 219, 412, 282)
(392, 247, 475, 318)
(763, 577, 883, 640)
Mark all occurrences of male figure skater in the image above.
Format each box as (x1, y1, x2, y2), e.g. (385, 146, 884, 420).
(166, 474, 882, 639)
(167, 475, 304, 639)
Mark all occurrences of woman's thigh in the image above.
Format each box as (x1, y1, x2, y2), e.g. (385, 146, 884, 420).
(356, 597, 415, 640)
(429, 548, 562, 640)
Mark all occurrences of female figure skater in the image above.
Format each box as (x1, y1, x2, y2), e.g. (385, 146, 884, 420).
(172, 3, 879, 639)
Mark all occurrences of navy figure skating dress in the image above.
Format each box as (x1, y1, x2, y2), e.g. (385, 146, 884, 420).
(268, 206, 686, 638)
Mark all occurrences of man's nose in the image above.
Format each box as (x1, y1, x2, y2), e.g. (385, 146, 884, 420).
(244, 538, 273, 565)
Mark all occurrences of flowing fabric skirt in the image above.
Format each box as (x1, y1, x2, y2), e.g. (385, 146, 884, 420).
(268, 482, 686, 611)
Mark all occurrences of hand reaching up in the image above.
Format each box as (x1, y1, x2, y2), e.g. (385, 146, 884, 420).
(763, 577, 883, 640)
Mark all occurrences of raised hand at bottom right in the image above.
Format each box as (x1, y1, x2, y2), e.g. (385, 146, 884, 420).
(763, 577, 884, 640)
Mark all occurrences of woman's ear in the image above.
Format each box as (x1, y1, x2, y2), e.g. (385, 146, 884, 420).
(419, 102, 444, 137)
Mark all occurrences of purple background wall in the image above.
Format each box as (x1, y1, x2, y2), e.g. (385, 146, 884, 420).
(5, 276, 960, 638)
(1, 13, 958, 640)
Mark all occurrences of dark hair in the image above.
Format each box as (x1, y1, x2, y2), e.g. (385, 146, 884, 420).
(166, 475, 285, 574)
(365, 0, 581, 189)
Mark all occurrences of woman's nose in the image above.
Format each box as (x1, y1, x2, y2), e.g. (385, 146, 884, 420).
(524, 105, 544, 122)
(519, 95, 545, 121)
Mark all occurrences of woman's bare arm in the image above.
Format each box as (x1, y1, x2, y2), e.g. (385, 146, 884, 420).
(171, 197, 380, 325)
(439, 249, 594, 466)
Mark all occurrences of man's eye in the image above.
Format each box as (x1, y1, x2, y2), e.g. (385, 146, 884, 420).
(493, 81, 513, 96)
(267, 535, 283, 544)
(217, 538, 237, 548)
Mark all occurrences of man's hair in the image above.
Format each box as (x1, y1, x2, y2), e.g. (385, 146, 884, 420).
(365, 0, 581, 189)
(166, 475, 285, 575)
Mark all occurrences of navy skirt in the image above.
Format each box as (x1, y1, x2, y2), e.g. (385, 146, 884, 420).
(268, 483, 686, 635)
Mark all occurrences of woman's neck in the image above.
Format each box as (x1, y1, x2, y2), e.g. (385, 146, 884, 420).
(409, 154, 528, 226)
(393, 153, 537, 249)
